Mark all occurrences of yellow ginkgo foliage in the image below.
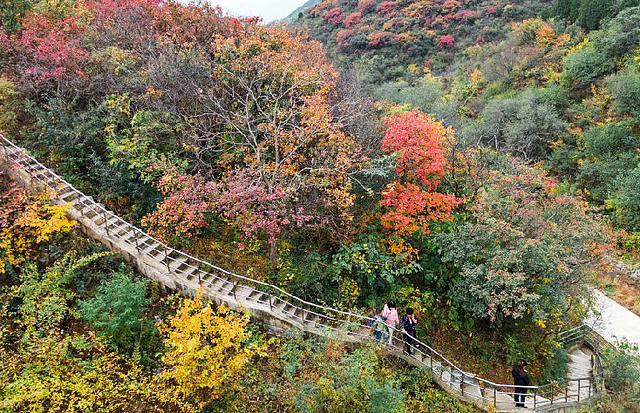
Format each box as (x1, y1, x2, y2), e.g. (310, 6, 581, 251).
(158, 291, 255, 406)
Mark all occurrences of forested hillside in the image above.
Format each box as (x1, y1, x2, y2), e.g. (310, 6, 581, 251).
(297, 0, 640, 237)
(1, 0, 640, 411)
(297, 0, 554, 81)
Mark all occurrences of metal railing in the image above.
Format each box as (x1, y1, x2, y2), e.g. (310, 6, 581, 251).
(0, 134, 605, 411)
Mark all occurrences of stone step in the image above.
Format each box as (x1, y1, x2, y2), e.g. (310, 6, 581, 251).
(169, 255, 189, 271)
(94, 213, 119, 228)
(303, 311, 319, 325)
(71, 198, 97, 218)
(60, 189, 80, 202)
(212, 277, 233, 293)
(181, 266, 200, 281)
(246, 289, 269, 305)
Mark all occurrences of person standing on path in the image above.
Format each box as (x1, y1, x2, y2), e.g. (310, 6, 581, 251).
(511, 360, 530, 408)
(382, 301, 399, 345)
(400, 307, 418, 355)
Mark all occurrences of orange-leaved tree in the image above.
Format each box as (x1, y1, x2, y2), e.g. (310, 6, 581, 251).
(380, 110, 461, 235)
(138, 23, 361, 266)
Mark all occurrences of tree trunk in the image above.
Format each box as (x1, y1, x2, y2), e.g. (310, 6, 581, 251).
(269, 240, 278, 270)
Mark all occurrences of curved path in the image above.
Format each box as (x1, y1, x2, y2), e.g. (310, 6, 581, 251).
(587, 288, 640, 349)
(0, 135, 601, 412)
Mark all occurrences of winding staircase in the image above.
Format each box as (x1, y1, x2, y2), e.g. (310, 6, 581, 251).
(0, 134, 609, 412)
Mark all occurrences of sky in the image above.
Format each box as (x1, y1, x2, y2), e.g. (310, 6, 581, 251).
(211, 0, 305, 22)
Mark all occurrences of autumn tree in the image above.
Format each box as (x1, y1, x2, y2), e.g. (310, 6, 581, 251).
(379, 110, 461, 236)
(158, 292, 259, 408)
(0, 0, 91, 92)
(135, 24, 361, 266)
(0, 181, 75, 275)
(436, 159, 610, 328)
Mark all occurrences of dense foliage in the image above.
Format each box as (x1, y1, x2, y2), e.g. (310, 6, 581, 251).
(0, 0, 629, 408)
(0, 173, 482, 412)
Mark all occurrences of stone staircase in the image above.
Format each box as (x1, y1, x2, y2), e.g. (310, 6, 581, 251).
(0, 135, 603, 412)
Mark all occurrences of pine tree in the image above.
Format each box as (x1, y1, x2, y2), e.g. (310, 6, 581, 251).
(578, 0, 613, 30)
(555, 0, 572, 20)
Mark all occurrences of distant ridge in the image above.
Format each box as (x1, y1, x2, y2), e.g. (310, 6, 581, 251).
(282, 0, 321, 23)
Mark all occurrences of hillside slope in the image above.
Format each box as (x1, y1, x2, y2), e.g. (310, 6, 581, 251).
(296, 0, 553, 82)
(282, 0, 322, 22)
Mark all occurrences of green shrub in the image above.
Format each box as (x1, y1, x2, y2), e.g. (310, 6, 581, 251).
(583, 122, 639, 158)
(602, 341, 640, 397)
(79, 268, 157, 358)
(293, 348, 407, 413)
(607, 70, 640, 116)
(622, 232, 640, 252)
(564, 45, 614, 87)
(610, 167, 640, 231)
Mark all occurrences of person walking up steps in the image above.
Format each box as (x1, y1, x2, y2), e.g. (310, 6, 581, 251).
(400, 307, 418, 355)
(382, 301, 399, 346)
(512, 360, 530, 408)
(367, 307, 388, 342)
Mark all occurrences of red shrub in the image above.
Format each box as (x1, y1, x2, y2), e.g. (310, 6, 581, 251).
(324, 7, 343, 25)
(357, 0, 377, 14)
(453, 10, 478, 21)
(377, 1, 395, 15)
(368, 31, 401, 47)
(336, 29, 353, 49)
(4, 10, 89, 88)
(442, 0, 461, 10)
(437, 35, 455, 48)
(483, 2, 500, 16)
(344, 11, 362, 28)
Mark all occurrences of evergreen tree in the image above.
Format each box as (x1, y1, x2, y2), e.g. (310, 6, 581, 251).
(555, 0, 572, 20)
(569, 0, 582, 22)
(578, 0, 613, 30)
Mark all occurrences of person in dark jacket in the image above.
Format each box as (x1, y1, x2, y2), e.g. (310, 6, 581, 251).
(400, 307, 418, 355)
(511, 360, 531, 407)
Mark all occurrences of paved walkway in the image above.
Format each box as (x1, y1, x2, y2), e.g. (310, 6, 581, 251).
(587, 289, 640, 348)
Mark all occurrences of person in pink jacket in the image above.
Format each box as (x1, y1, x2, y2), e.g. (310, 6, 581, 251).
(382, 301, 399, 345)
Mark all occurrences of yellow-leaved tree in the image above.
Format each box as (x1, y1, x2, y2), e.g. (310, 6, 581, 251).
(158, 291, 258, 408)
(0, 182, 75, 274)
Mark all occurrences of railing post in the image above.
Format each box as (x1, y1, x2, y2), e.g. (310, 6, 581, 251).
(134, 229, 140, 253)
(164, 249, 170, 272)
(550, 384, 554, 404)
(103, 210, 110, 236)
(232, 279, 237, 301)
(565, 382, 568, 402)
(534, 392, 537, 408)
(268, 294, 273, 311)
(577, 378, 580, 402)
(493, 387, 497, 408)
(460, 374, 465, 396)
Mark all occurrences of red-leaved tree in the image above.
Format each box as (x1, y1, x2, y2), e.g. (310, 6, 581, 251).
(380, 110, 461, 235)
